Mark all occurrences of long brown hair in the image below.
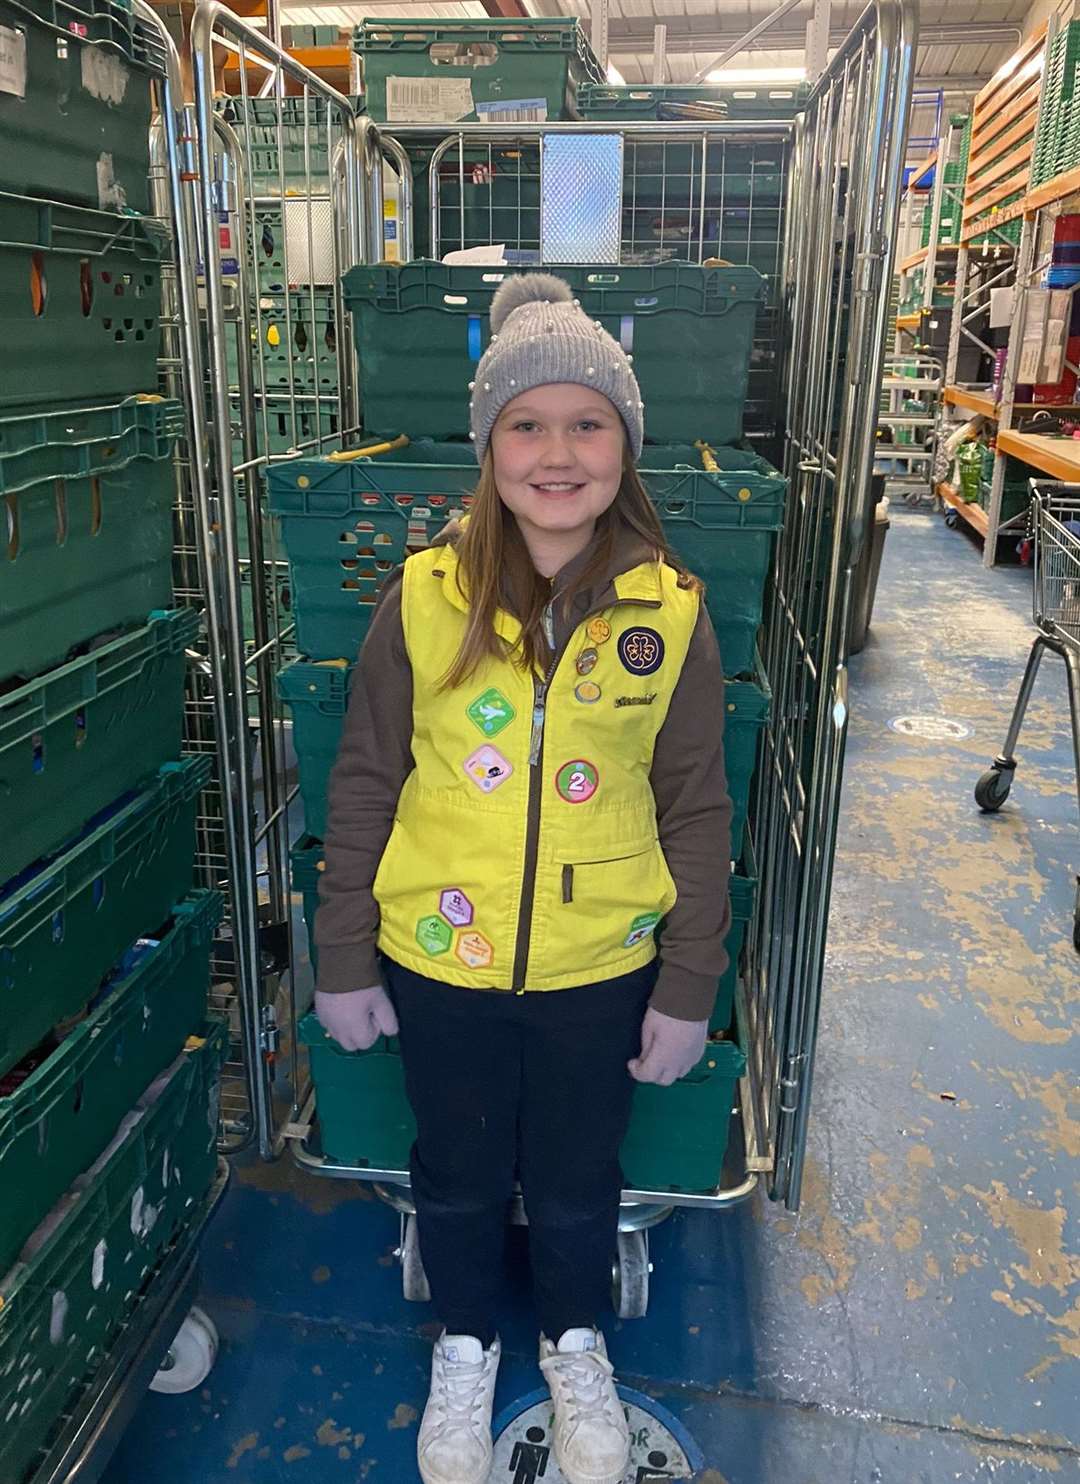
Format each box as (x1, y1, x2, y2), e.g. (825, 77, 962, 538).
(441, 449, 701, 689)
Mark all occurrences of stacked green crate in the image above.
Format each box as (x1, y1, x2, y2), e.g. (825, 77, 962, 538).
(980, 455, 1037, 524)
(0, 9, 222, 1466)
(219, 95, 332, 191)
(354, 16, 604, 124)
(1032, 22, 1080, 189)
(579, 81, 809, 121)
(920, 115, 971, 248)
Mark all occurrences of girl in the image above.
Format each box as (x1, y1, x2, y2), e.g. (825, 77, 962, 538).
(314, 273, 732, 1484)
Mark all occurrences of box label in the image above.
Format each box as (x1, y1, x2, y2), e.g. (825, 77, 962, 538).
(0, 24, 27, 98)
(385, 76, 474, 123)
(477, 96, 548, 123)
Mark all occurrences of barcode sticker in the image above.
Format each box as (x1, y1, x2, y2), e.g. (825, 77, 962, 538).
(0, 24, 26, 98)
(386, 76, 474, 123)
(477, 97, 548, 124)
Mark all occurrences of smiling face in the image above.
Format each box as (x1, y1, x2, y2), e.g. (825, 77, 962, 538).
(490, 383, 626, 566)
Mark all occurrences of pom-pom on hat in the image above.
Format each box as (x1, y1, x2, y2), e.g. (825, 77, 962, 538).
(468, 272, 645, 464)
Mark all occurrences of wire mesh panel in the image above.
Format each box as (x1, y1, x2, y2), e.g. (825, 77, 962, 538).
(747, 0, 917, 1208)
(392, 124, 790, 442)
(1034, 490, 1080, 637)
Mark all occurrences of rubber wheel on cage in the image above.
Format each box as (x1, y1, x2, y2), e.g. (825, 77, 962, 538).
(944, 508, 959, 529)
(150, 1306, 219, 1394)
(612, 1230, 650, 1320)
(975, 768, 1012, 812)
(401, 1215, 431, 1304)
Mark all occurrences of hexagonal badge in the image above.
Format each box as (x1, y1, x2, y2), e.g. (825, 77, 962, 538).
(439, 888, 474, 928)
(416, 914, 453, 956)
(455, 930, 494, 970)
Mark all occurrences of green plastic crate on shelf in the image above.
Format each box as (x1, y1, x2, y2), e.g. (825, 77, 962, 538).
(0, 607, 197, 885)
(579, 81, 808, 121)
(979, 458, 1037, 524)
(0, 756, 210, 1080)
(280, 642, 769, 849)
(218, 96, 332, 189)
(354, 15, 603, 124)
(267, 439, 784, 674)
(1, 397, 181, 685)
(0, 193, 167, 411)
(0, 889, 220, 1276)
(0, 1020, 225, 1484)
(343, 261, 766, 446)
(0, 0, 160, 213)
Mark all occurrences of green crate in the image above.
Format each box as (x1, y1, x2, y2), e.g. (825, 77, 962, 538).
(342, 261, 766, 447)
(292, 834, 323, 957)
(723, 654, 770, 857)
(355, 15, 603, 124)
(579, 81, 808, 121)
(0, 607, 197, 884)
(278, 660, 347, 840)
(299, 1009, 416, 1169)
(0, 889, 220, 1276)
(218, 96, 332, 190)
(1, 398, 181, 685)
(0, 756, 210, 1080)
(621, 1030, 745, 1194)
(268, 439, 784, 673)
(710, 852, 757, 1035)
(0, 0, 159, 213)
(0, 1019, 225, 1484)
(0, 192, 167, 411)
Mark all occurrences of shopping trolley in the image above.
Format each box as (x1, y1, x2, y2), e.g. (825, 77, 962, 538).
(975, 481, 1080, 950)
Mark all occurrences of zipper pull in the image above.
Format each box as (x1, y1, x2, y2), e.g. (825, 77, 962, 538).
(529, 694, 546, 767)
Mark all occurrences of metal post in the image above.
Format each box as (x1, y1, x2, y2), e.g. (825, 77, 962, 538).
(806, 0, 831, 82)
(945, 243, 967, 386)
(652, 23, 667, 84)
(986, 210, 1037, 568)
(590, 0, 609, 72)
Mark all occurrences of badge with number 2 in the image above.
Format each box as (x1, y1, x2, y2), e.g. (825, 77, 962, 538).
(555, 759, 599, 804)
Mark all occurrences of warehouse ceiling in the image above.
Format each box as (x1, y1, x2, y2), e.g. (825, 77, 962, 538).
(277, 0, 1032, 94)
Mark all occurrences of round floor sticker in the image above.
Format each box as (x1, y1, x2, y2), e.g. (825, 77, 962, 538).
(492, 1387, 702, 1481)
(555, 759, 599, 803)
(888, 714, 973, 741)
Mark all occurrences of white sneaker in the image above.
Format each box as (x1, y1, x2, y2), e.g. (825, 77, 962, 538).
(539, 1328, 630, 1484)
(417, 1333, 500, 1484)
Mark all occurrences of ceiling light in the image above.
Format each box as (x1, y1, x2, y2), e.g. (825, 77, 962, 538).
(706, 66, 807, 85)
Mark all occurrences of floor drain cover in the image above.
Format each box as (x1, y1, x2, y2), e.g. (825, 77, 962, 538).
(888, 714, 973, 740)
(492, 1386, 702, 1481)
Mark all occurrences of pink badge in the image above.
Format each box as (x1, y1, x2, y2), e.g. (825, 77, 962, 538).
(463, 745, 514, 794)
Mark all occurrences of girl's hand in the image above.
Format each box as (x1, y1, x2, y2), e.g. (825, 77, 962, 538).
(628, 1008, 708, 1087)
(315, 985, 399, 1052)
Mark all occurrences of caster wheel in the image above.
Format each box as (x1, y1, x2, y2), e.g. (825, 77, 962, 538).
(1073, 880, 1080, 954)
(975, 767, 1012, 812)
(150, 1306, 218, 1394)
(401, 1215, 431, 1303)
(612, 1229, 650, 1320)
(944, 509, 959, 529)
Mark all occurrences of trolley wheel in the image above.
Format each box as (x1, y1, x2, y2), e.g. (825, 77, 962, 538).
(400, 1214, 431, 1304)
(612, 1229, 650, 1320)
(975, 767, 1013, 812)
(944, 508, 959, 529)
(150, 1306, 219, 1394)
(1073, 880, 1080, 955)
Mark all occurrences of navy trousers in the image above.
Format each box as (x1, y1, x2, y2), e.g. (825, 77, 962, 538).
(383, 956, 656, 1344)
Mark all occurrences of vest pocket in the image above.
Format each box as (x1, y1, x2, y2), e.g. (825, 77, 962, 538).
(560, 841, 678, 920)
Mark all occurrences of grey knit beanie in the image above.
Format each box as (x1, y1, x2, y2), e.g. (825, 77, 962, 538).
(468, 273, 644, 464)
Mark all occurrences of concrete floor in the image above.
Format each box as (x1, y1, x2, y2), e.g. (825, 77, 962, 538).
(103, 506, 1080, 1483)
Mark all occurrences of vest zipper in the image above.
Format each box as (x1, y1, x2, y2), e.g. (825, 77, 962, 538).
(509, 593, 662, 994)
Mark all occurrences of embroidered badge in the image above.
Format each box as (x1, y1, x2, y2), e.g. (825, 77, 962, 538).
(586, 617, 612, 645)
(614, 693, 657, 708)
(416, 914, 453, 956)
(575, 647, 599, 676)
(463, 744, 514, 794)
(624, 912, 662, 949)
(439, 888, 474, 928)
(618, 627, 665, 676)
(466, 687, 516, 739)
(455, 930, 494, 969)
(554, 759, 599, 804)
(574, 681, 602, 704)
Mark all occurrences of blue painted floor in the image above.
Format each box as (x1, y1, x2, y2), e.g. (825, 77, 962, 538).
(104, 508, 1080, 1483)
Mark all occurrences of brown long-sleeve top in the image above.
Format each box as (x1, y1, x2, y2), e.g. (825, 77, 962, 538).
(314, 521, 733, 1022)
